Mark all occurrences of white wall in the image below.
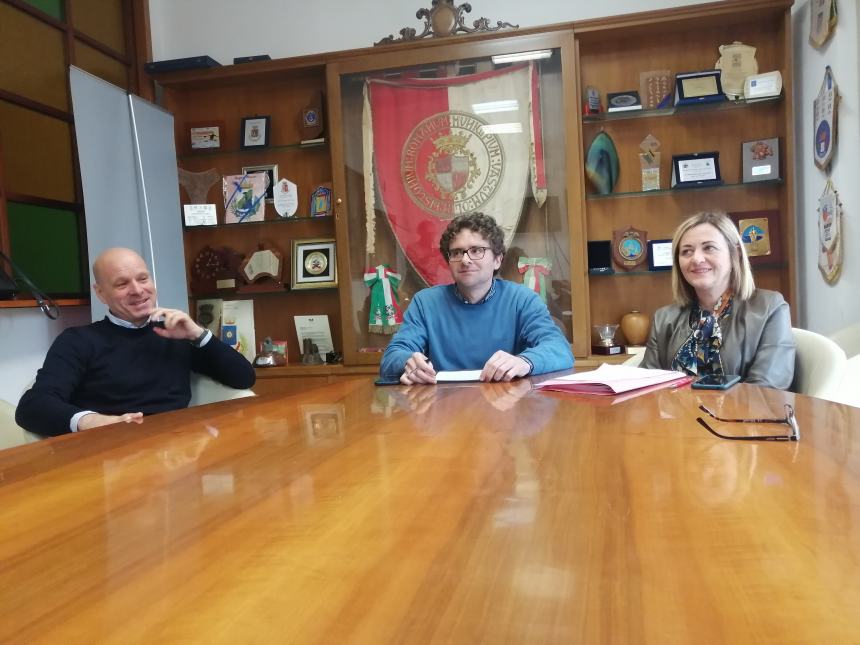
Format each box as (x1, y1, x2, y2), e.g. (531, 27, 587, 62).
(0, 306, 90, 405)
(792, 0, 860, 334)
(148, 0, 703, 63)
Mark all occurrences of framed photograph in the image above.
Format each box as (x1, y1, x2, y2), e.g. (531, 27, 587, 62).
(240, 115, 270, 149)
(301, 403, 345, 445)
(188, 121, 224, 150)
(242, 163, 278, 202)
(291, 238, 337, 289)
(742, 138, 780, 183)
(647, 239, 673, 271)
(671, 151, 722, 188)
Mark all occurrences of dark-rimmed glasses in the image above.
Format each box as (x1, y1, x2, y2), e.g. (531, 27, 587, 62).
(447, 246, 490, 262)
(696, 404, 799, 442)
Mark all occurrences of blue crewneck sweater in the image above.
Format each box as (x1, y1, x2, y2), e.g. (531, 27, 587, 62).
(380, 279, 573, 379)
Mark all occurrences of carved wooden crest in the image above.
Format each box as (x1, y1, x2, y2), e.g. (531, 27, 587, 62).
(375, 0, 518, 46)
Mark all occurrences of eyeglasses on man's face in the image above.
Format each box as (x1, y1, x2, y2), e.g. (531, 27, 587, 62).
(447, 246, 491, 262)
(696, 403, 799, 442)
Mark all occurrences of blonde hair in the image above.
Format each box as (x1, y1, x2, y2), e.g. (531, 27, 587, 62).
(670, 211, 755, 306)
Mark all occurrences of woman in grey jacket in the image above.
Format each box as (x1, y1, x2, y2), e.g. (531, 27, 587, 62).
(641, 211, 795, 389)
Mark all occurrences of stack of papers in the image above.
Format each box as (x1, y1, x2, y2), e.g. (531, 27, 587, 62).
(535, 364, 692, 396)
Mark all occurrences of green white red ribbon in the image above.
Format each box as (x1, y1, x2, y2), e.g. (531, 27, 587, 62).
(518, 257, 551, 303)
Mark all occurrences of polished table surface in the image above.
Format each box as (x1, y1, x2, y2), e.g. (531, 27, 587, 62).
(2, 378, 859, 643)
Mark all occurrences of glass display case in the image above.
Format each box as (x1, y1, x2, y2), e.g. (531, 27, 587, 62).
(328, 33, 578, 364)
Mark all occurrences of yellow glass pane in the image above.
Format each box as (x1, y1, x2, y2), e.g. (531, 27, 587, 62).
(0, 100, 75, 202)
(71, 0, 126, 55)
(0, 3, 68, 110)
(75, 40, 129, 90)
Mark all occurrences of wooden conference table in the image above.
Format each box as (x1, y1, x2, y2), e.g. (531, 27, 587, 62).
(1, 377, 859, 643)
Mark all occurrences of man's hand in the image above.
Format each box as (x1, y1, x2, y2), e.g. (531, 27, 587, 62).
(149, 307, 205, 342)
(400, 352, 437, 385)
(78, 412, 144, 431)
(480, 351, 531, 382)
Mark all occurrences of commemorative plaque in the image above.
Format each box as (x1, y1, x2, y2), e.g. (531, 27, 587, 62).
(191, 245, 243, 293)
(671, 151, 722, 188)
(715, 41, 758, 100)
(742, 137, 780, 183)
(612, 227, 648, 272)
(238, 244, 285, 293)
(674, 70, 725, 106)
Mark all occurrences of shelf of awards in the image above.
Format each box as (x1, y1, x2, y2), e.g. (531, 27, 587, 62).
(581, 95, 782, 124)
(177, 139, 327, 160)
(183, 215, 333, 231)
(588, 260, 787, 278)
(586, 178, 783, 201)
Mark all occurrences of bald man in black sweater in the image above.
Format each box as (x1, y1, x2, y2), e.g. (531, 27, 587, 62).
(16, 248, 255, 437)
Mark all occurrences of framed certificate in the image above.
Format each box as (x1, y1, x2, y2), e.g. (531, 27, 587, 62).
(671, 152, 722, 188)
(647, 239, 673, 271)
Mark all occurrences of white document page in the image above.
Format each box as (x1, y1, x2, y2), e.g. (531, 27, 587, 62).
(294, 315, 334, 355)
(435, 370, 482, 382)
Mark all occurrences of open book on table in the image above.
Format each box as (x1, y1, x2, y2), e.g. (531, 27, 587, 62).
(535, 364, 693, 396)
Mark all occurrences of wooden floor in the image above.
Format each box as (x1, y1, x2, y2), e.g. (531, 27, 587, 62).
(1, 378, 859, 643)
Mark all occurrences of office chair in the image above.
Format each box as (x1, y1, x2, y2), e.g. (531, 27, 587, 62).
(829, 323, 860, 408)
(0, 400, 43, 449)
(189, 373, 256, 407)
(791, 328, 847, 401)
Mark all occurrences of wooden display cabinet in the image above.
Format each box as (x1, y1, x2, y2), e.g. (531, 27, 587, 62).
(149, 0, 795, 388)
(574, 0, 795, 355)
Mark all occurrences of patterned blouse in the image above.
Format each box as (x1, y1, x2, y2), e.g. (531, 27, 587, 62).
(671, 290, 734, 377)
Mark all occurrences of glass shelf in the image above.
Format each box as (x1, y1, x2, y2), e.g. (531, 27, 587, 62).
(587, 179, 783, 201)
(178, 139, 327, 159)
(582, 95, 782, 124)
(588, 261, 786, 277)
(184, 215, 333, 230)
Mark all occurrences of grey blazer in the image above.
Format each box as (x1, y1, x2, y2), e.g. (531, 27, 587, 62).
(641, 289, 795, 390)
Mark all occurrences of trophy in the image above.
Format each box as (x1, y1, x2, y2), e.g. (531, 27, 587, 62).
(592, 323, 624, 355)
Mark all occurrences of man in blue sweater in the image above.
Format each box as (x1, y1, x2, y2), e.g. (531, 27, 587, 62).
(16, 247, 255, 436)
(380, 213, 574, 384)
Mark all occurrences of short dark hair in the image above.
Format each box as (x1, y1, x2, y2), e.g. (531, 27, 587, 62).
(439, 212, 506, 260)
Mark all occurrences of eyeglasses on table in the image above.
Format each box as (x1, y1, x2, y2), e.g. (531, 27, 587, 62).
(696, 403, 799, 442)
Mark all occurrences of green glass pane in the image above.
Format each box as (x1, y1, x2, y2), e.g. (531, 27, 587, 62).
(7, 202, 85, 295)
(20, 0, 63, 20)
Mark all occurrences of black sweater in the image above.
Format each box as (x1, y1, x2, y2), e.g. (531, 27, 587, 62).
(16, 318, 256, 436)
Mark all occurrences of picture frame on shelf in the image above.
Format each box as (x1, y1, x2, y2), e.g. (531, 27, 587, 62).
(647, 239, 673, 271)
(291, 238, 338, 289)
(188, 121, 224, 151)
(242, 163, 278, 202)
(240, 115, 271, 149)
